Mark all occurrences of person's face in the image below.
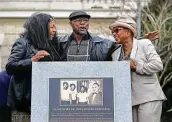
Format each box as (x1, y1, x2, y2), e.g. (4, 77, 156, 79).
(70, 17, 89, 35)
(63, 83, 68, 90)
(80, 86, 85, 93)
(49, 20, 56, 40)
(111, 27, 130, 44)
(70, 85, 75, 91)
(92, 84, 99, 93)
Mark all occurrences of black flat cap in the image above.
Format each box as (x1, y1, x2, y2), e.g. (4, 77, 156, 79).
(69, 10, 91, 21)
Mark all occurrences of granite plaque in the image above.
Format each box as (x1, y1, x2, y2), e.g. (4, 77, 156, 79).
(49, 78, 114, 122)
(31, 61, 132, 122)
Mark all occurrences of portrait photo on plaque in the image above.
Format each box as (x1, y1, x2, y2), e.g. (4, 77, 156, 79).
(60, 79, 103, 106)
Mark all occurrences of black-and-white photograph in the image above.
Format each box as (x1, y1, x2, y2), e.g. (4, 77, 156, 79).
(60, 79, 103, 106)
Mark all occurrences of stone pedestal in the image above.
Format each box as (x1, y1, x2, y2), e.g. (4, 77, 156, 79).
(31, 62, 132, 122)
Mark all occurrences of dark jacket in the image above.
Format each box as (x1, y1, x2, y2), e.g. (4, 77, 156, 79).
(6, 37, 34, 112)
(89, 91, 102, 105)
(58, 32, 121, 61)
(6, 37, 61, 112)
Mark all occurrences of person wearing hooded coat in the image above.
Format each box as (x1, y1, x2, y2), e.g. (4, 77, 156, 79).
(6, 13, 62, 115)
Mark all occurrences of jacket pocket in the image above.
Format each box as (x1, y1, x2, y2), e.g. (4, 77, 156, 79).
(142, 77, 155, 84)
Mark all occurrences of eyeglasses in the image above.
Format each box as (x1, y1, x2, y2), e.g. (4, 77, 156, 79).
(73, 18, 89, 23)
(112, 27, 127, 33)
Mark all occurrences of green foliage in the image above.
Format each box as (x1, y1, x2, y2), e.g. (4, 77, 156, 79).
(141, 0, 172, 85)
(141, 0, 172, 121)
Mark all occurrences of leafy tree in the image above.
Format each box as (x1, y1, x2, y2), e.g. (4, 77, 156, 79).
(141, 0, 172, 121)
(142, 0, 172, 87)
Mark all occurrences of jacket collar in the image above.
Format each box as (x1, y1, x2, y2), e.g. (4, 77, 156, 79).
(58, 32, 106, 43)
(130, 38, 138, 59)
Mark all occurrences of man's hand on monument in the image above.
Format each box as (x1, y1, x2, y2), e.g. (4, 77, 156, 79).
(143, 31, 159, 41)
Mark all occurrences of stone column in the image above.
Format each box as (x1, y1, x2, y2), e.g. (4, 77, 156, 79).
(0, 33, 4, 72)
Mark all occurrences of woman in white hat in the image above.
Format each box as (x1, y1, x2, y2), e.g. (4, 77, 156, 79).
(109, 16, 166, 122)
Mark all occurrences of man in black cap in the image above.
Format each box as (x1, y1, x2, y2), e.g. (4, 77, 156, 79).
(58, 10, 120, 61)
(58, 10, 159, 61)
